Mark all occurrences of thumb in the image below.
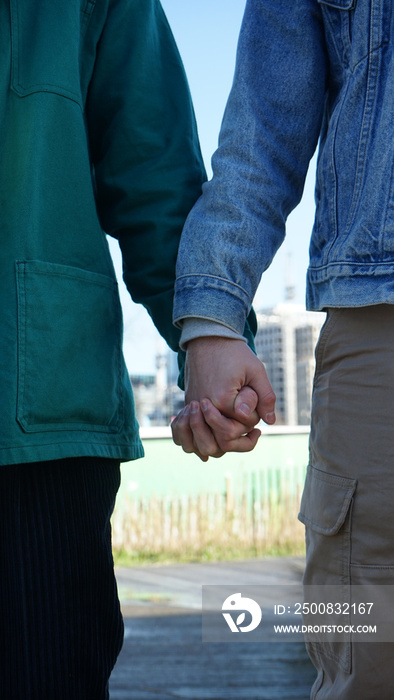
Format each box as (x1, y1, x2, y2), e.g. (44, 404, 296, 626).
(234, 383, 276, 425)
(258, 385, 276, 425)
(244, 362, 276, 425)
(255, 373, 276, 425)
(233, 386, 259, 422)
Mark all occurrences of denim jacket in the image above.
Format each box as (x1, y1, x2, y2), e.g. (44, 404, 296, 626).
(173, 0, 394, 336)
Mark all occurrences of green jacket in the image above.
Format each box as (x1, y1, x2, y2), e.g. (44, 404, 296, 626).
(0, 0, 206, 465)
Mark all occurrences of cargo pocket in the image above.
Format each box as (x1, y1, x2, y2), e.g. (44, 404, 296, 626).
(16, 260, 124, 433)
(298, 465, 357, 673)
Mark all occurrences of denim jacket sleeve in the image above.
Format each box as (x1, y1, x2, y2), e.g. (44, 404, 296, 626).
(86, 0, 206, 352)
(173, 0, 327, 334)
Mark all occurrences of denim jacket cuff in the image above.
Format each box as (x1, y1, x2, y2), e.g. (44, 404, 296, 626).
(173, 274, 251, 335)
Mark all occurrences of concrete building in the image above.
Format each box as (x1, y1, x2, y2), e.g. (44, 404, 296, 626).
(255, 304, 325, 425)
(130, 349, 183, 427)
(295, 323, 323, 424)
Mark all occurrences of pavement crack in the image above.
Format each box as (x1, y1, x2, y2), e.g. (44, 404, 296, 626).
(138, 687, 184, 698)
(138, 687, 224, 699)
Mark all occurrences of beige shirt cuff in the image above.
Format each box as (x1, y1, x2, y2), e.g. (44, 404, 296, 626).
(179, 318, 246, 351)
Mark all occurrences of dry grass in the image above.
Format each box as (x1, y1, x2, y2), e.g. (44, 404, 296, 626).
(112, 478, 306, 565)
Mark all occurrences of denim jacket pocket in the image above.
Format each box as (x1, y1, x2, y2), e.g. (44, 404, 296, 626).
(299, 465, 357, 673)
(318, 0, 390, 61)
(318, 0, 356, 60)
(16, 260, 124, 434)
(318, 0, 355, 9)
(9, 0, 88, 105)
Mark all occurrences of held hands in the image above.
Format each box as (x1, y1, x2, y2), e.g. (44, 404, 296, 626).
(171, 337, 276, 461)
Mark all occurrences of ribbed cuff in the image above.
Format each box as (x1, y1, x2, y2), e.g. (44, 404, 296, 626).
(179, 318, 246, 350)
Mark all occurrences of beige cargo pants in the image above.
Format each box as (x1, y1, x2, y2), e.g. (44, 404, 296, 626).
(299, 306, 394, 699)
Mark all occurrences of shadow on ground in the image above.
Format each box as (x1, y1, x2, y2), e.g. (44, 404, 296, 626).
(109, 558, 316, 700)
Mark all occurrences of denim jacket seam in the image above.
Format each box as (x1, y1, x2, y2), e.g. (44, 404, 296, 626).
(175, 273, 253, 304)
(342, 51, 379, 237)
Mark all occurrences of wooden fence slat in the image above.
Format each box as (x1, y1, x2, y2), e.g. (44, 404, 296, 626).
(112, 468, 306, 557)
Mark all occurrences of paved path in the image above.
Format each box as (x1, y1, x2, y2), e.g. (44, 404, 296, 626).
(109, 557, 316, 700)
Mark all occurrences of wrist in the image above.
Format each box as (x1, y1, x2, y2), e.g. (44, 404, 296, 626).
(180, 318, 245, 350)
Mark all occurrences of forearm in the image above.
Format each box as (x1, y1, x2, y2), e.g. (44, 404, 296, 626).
(173, 0, 327, 330)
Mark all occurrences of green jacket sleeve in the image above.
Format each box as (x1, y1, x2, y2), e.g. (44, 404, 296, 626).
(86, 0, 207, 352)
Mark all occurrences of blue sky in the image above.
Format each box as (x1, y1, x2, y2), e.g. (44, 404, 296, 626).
(110, 0, 316, 374)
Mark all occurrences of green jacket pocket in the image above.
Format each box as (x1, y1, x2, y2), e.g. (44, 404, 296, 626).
(10, 0, 85, 105)
(16, 260, 124, 433)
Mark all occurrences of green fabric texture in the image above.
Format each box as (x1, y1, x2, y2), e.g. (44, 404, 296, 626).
(0, 0, 206, 465)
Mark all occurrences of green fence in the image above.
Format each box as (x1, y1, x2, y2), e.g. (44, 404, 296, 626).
(116, 427, 309, 500)
(112, 428, 310, 559)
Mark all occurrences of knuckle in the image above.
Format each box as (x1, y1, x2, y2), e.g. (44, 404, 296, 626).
(221, 423, 242, 442)
(172, 414, 186, 429)
(199, 440, 218, 458)
(170, 429, 181, 447)
(265, 389, 276, 403)
(189, 412, 201, 428)
(182, 444, 195, 455)
(217, 435, 255, 454)
(216, 433, 231, 449)
(212, 390, 230, 411)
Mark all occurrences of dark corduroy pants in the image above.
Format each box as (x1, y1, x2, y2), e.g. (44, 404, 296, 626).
(0, 457, 124, 700)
